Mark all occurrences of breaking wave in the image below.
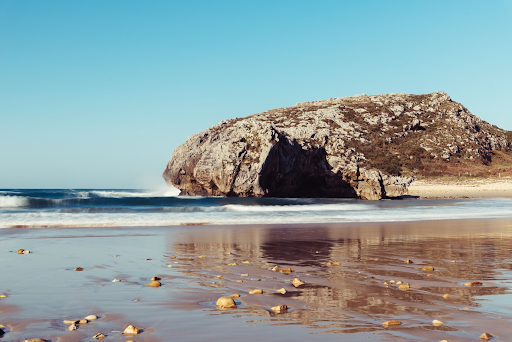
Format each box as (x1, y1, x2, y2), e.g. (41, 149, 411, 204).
(0, 196, 30, 208)
(1, 189, 512, 229)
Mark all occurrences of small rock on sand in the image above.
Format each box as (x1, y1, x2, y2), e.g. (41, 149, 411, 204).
(382, 320, 402, 327)
(63, 320, 78, 325)
(276, 288, 286, 294)
(216, 296, 237, 309)
(271, 266, 280, 272)
(422, 266, 435, 271)
(432, 319, 443, 326)
(151, 276, 161, 281)
(69, 324, 77, 331)
(465, 281, 483, 287)
(480, 332, 493, 340)
(229, 294, 240, 298)
(123, 325, 141, 335)
(85, 315, 98, 320)
(271, 305, 287, 313)
(292, 278, 304, 287)
(405, 259, 414, 264)
(280, 268, 292, 274)
(249, 289, 263, 294)
(74, 267, 84, 271)
(146, 280, 161, 287)
(24, 340, 49, 342)
(93, 333, 106, 339)
(443, 294, 451, 299)
(399, 284, 410, 290)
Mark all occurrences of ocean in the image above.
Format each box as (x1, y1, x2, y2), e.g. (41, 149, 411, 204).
(1, 189, 512, 228)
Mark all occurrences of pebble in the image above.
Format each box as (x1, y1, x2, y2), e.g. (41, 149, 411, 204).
(480, 332, 493, 340)
(464, 281, 483, 287)
(229, 294, 240, 298)
(249, 289, 263, 294)
(112, 279, 121, 283)
(216, 296, 237, 309)
(399, 284, 410, 290)
(382, 320, 402, 327)
(443, 294, 450, 299)
(280, 268, 292, 274)
(63, 320, 78, 325)
(271, 266, 280, 272)
(151, 276, 161, 281)
(276, 288, 286, 294)
(18, 249, 28, 254)
(292, 278, 304, 287)
(236, 280, 243, 283)
(240, 274, 248, 277)
(228, 263, 237, 266)
(24, 340, 49, 342)
(271, 304, 288, 313)
(167, 264, 173, 268)
(198, 255, 206, 258)
(0, 294, 6, 298)
(93, 333, 106, 339)
(405, 259, 414, 264)
(85, 315, 98, 320)
(396, 281, 403, 285)
(74, 267, 84, 271)
(78, 319, 88, 324)
(146, 280, 162, 287)
(242, 261, 250, 264)
(69, 324, 77, 331)
(216, 275, 223, 279)
(432, 319, 443, 326)
(422, 266, 435, 272)
(123, 325, 141, 335)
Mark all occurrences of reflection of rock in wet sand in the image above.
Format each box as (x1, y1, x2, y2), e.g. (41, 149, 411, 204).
(169, 219, 512, 338)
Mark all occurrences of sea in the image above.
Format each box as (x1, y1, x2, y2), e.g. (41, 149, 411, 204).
(1, 189, 512, 228)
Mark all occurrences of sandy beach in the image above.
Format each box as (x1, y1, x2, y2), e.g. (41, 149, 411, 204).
(2, 219, 512, 341)
(408, 177, 512, 199)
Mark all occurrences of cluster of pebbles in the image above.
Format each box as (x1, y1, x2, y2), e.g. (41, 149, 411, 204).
(183, 253, 497, 341)
(4, 247, 498, 341)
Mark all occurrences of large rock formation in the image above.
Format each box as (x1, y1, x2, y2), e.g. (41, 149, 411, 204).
(163, 92, 511, 200)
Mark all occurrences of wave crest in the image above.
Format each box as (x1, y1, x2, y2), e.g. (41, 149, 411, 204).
(0, 196, 29, 208)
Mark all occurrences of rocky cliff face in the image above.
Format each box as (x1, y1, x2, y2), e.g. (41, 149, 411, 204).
(163, 92, 511, 200)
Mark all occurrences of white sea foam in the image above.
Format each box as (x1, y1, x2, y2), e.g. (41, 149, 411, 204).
(223, 203, 372, 212)
(86, 187, 181, 198)
(0, 196, 29, 208)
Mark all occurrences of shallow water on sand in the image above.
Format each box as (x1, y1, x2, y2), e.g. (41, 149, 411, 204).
(1, 219, 512, 341)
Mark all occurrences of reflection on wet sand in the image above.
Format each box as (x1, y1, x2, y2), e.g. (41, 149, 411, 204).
(170, 219, 512, 341)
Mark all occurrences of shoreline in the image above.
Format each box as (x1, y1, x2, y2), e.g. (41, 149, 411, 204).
(1, 218, 512, 341)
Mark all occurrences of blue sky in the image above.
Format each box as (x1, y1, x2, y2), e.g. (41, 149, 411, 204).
(1, 1, 511, 188)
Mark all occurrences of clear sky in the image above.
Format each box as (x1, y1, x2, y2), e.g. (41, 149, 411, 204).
(1, 0, 511, 189)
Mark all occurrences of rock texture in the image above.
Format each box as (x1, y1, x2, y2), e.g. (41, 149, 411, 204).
(163, 92, 511, 200)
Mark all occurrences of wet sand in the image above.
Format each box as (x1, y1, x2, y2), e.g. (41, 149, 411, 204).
(1, 219, 512, 341)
